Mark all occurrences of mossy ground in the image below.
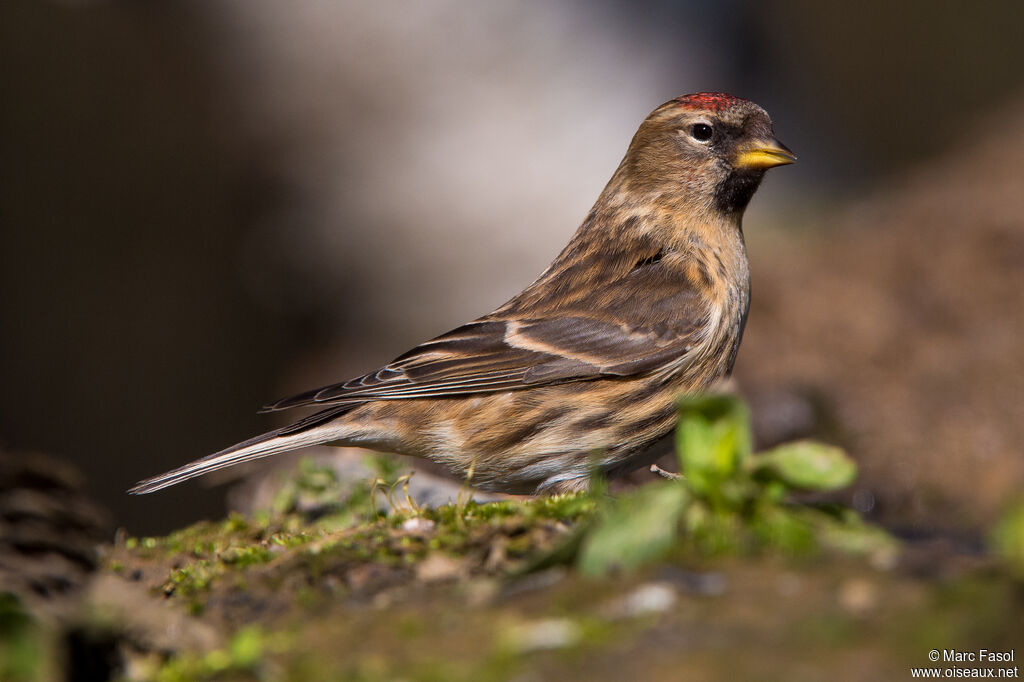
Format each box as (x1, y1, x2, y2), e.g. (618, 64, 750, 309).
(79, 461, 1018, 681)
(92, 501, 1020, 682)
(4, 401, 1022, 681)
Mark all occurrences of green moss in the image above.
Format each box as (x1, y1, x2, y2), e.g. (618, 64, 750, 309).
(167, 562, 216, 598)
(219, 545, 274, 567)
(150, 626, 273, 682)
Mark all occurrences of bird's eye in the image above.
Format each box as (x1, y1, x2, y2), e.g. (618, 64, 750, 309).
(690, 123, 713, 142)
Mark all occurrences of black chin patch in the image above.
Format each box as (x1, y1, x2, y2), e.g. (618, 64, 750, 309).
(715, 169, 766, 214)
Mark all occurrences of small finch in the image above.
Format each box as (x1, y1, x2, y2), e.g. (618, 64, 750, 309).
(130, 93, 794, 496)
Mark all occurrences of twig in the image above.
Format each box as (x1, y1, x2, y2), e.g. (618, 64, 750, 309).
(650, 464, 682, 480)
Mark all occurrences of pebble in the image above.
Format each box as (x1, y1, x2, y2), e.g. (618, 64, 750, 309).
(623, 583, 677, 615)
(601, 582, 677, 619)
(401, 517, 436, 534)
(505, 618, 581, 652)
(838, 578, 878, 614)
(415, 553, 463, 583)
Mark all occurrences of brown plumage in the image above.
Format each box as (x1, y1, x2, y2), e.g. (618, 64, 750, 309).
(130, 93, 794, 496)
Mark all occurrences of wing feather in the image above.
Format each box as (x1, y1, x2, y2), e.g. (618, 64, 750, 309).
(261, 312, 704, 412)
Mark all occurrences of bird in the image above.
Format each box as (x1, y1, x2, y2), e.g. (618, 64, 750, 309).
(130, 92, 794, 497)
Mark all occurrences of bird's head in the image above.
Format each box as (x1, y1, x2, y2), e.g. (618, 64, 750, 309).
(616, 92, 795, 217)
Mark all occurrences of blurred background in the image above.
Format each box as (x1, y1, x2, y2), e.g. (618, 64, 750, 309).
(2, 0, 1022, 536)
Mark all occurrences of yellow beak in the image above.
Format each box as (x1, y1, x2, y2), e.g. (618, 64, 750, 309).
(734, 137, 797, 169)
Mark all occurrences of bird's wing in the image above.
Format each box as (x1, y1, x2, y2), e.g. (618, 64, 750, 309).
(261, 313, 705, 413)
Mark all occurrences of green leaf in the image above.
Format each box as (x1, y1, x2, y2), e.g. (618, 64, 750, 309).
(753, 440, 857, 491)
(675, 394, 753, 501)
(814, 514, 898, 563)
(577, 483, 690, 576)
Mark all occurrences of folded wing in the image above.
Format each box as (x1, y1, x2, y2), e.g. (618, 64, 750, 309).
(262, 312, 705, 413)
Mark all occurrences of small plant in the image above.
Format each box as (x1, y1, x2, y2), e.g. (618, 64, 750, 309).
(368, 454, 421, 518)
(576, 394, 891, 576)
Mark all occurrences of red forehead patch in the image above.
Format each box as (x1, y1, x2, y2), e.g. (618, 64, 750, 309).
(676, 92, 741, 111)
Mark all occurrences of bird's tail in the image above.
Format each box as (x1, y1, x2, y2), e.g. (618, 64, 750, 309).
(128, 406, 354, 495)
